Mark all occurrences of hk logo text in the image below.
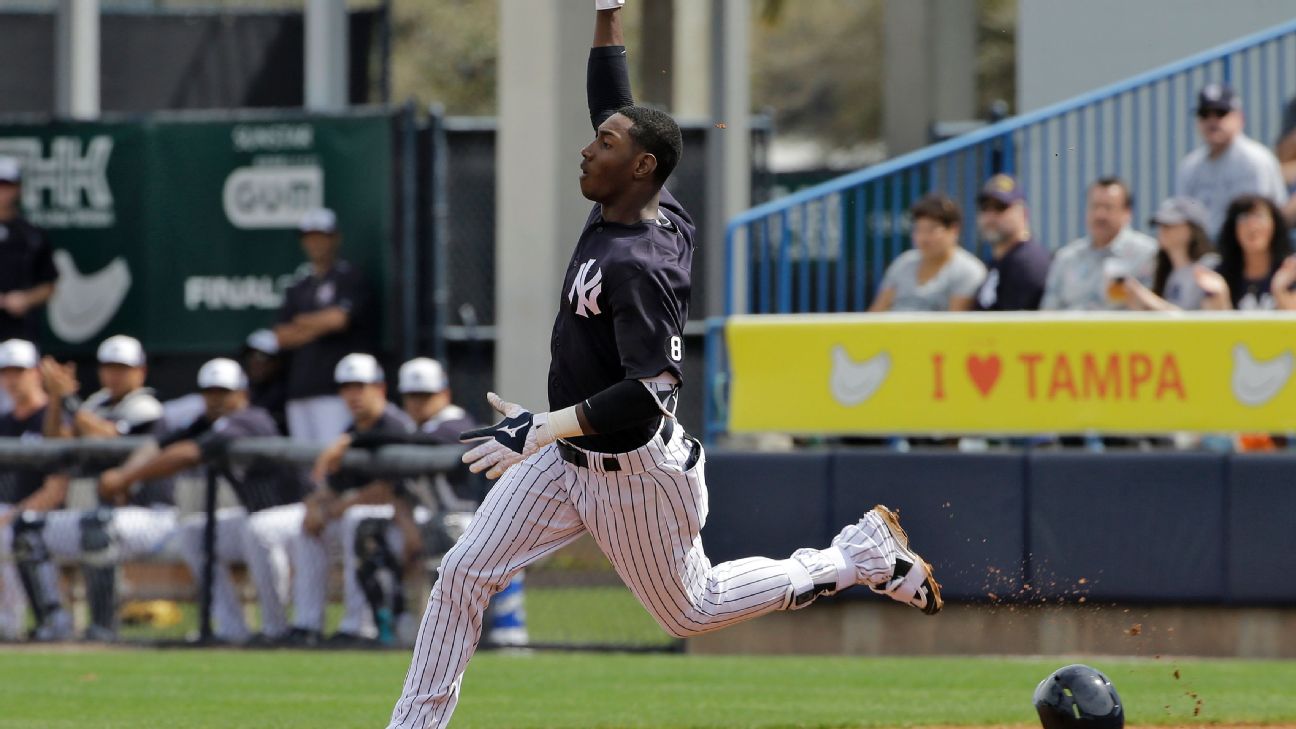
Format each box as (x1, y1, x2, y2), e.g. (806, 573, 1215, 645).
(0, 136, 114, 228)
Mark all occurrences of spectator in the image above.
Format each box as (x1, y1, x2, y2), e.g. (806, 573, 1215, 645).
(273, 208, 374, 444)
(0, 157, 58, 414)
(100, 358, 310, 643)
(242, 328, 288, 435)
(1199, 195, 1296, 310)
(1124, 197, 1218, 312)
(40, 335, 164, 440)
(972, 174, 1051, 311)
(286, 353, 415, 647)
(1274, 96, 1296, 224)
(869, 194, 985, 312)
(1041, 177, 1157, 311)
(0, 339, 70, 641)
(1176, 83, 1287, 236)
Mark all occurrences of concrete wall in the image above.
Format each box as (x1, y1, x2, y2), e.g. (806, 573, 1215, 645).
(1018, 0, 1296, 111)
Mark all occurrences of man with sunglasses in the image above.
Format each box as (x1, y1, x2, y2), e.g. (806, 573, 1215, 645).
(973, 174, 1051, 311)
(1176, 83, 1286, 237)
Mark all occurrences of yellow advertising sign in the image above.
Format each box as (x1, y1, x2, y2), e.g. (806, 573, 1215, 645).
(725, 313, 1296, 434)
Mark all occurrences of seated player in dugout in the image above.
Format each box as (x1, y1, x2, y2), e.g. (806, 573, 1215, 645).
(0, 339, 71, 641)
(96, 358, 309, 644)
(20, 335, 174, 642)
(386, 3, 941, 727)
(285, 353, 416, 647)
(316, 357, 529, 647)
(39, 335, 164, 440)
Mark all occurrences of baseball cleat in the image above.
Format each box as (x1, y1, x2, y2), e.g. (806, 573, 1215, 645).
(865, 505, 943, 615)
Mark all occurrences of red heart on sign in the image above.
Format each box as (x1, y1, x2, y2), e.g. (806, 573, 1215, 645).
(966, 354, 1002, 397)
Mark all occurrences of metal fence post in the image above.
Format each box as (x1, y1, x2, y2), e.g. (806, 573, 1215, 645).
(198, 467, 219, 644)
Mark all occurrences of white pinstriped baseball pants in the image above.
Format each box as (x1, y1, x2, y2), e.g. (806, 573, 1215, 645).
(387, 425, 811, 729)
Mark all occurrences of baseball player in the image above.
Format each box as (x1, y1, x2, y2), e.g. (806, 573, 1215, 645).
(387, 5, 942, 727)
(325, 357, 529, 647)
(0, 157, 58, 417)
(22, 334, 171, 641)
(285, 353, 415, 647)
(0, 339, 70, 640)
(103, 358, 309, 643)
(273, 209, 375, 444)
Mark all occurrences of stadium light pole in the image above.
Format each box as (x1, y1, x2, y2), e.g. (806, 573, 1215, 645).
(54, 0, 100, 120)
(305, 0, 349, 111)
(705, 0, 751, 318)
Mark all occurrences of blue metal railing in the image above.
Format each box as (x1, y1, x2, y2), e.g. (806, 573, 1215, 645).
(706, 19, 1296, 442)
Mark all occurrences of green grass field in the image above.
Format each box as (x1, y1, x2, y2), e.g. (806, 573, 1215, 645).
(2, 649, 1294, 729)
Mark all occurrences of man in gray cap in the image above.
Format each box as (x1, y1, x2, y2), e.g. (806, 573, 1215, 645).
(1176, 83, 1287, 236)
(273, 208, 375, 444)
(0, 157, 58, 415)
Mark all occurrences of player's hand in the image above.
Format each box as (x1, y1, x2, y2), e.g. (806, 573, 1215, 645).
(459, 392, 558, 480)
(302, 501, 328, 536)
(40, 356, 78, 398)
(1271, 255, 1296, 294)
(311, 434, 352, 485)
(1193, 265, 1231, 308)
(98, 468, 128, 499)
(0, 291, 29, 318)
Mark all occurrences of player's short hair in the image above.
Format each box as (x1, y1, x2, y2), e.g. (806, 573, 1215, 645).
(616, 105, 682, 186)
(909, 193, 962, 229)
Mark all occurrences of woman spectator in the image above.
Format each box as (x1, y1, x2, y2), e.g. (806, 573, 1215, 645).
(869, 193, 986, 312)
(1199, 194, 1296, 310)
(1123, 197, 1218, 311)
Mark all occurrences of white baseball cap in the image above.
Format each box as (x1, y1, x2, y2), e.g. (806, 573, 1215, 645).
(97, 335, 145, 367)
(334, 352, 383, 385)
(245, 328, 280, 356)
(0, 156, 20, 184)
(197, 358, 248, 391)
(0, 339, 38, 369)
(398, 357, 448, 394)
(299, 207, 338, 235)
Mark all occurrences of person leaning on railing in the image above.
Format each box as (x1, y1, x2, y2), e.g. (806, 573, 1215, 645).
(0, 339, 70, 641)
(868, 194, 985, 313)
(283, 353, 415, 648)
(99, 358, 310, 644)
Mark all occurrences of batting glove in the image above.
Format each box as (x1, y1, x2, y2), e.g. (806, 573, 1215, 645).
(595, 0, 625, 10)
(460, 392, 582, 480)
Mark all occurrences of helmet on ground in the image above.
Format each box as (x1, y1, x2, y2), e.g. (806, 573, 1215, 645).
(1033, 664, 1124, 729)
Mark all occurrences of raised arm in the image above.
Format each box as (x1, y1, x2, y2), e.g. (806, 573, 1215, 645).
(588, 3, 633, 130)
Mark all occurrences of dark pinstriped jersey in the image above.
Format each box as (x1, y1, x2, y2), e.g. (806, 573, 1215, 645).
(547, 188, 694, 453)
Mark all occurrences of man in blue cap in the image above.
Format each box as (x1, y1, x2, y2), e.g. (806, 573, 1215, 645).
(973, 174, 1052, 311)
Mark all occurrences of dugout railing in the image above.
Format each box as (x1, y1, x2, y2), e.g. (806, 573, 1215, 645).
(0, 437, 681, 652)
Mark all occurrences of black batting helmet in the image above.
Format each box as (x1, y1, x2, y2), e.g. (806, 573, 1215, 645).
(1033, 664, 1124, 729)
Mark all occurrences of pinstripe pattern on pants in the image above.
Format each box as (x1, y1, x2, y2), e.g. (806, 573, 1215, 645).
(386, 425, 809, 729)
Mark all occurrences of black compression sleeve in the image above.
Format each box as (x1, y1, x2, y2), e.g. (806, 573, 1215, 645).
(588, 45, 634, 130)
(580, 379, 663, 435)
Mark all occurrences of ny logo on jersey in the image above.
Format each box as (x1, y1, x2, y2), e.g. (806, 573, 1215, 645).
(568, 258, 603, 318)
